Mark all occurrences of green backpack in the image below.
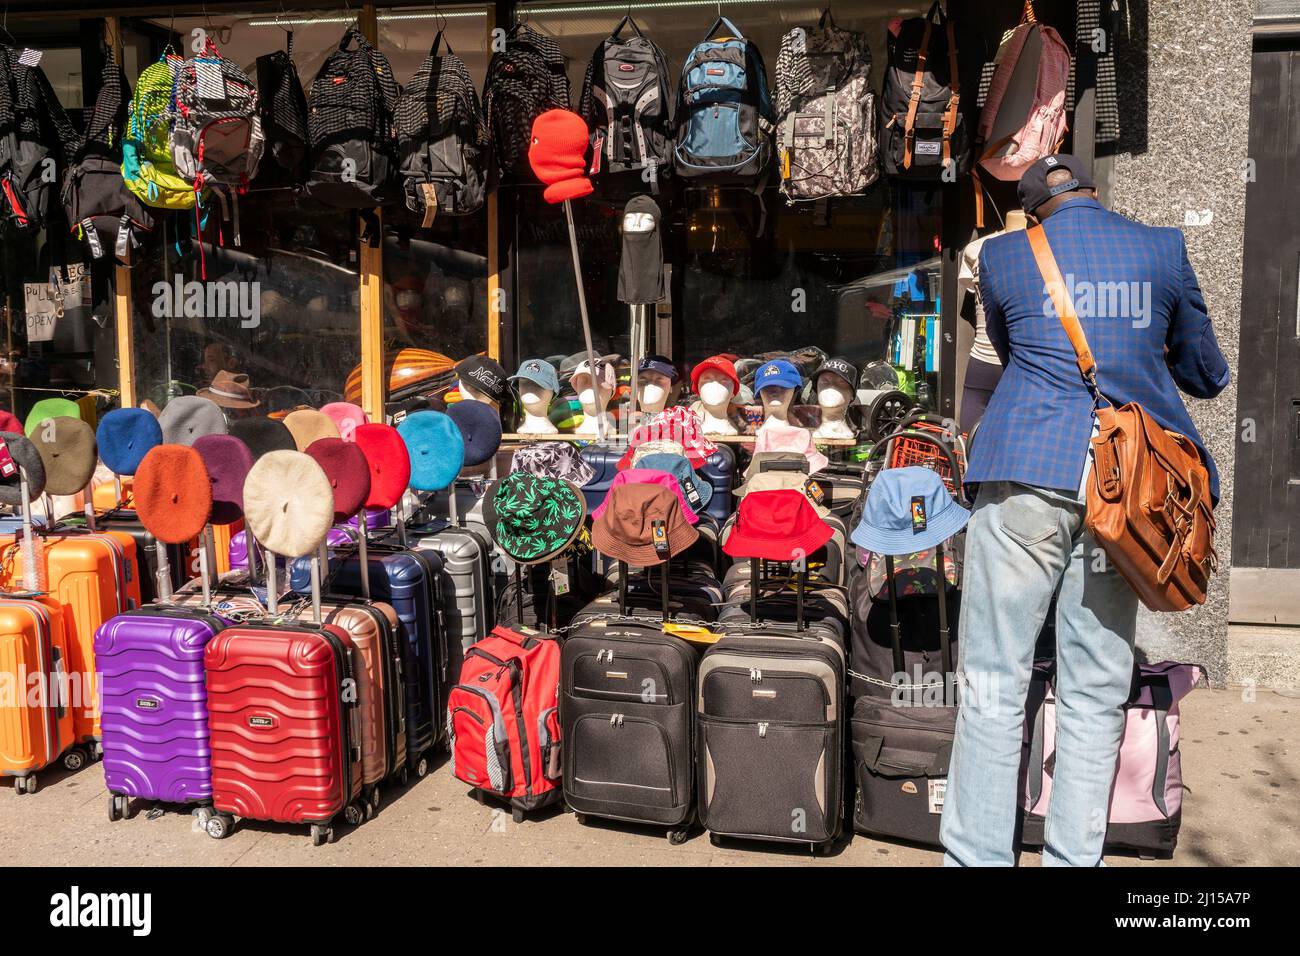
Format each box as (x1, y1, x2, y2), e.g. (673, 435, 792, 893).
(122, 55, 199, 210)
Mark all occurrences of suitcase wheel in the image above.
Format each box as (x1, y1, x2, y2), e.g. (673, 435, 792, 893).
(108, 794, 132, 822)
(310, 823, 333, 847)
(14, 774, 36, 796)
(343, 802, 365, 827)
(62, 748, 87, 773)
(396, 766, 409, 787)
(668, 827, 691, 846)
(512, 807, 525, 825)
(206, 813, 234, 840)
(367, 789, 381, 817)
(192, 806, 213, 830)
(709, 833, 724, 848)
(414, 755, 430, 779)
(573, 812, 587, 826)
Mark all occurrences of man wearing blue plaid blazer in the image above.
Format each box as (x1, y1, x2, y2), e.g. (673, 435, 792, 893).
(941, 155, 1230, 867)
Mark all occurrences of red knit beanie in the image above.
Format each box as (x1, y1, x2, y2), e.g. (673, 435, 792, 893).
(528, 109, 594, 204)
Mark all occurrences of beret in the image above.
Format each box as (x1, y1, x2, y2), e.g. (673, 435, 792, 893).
(193, 434, 254, 525)
(242, 450, 335, 558)
(306, 437, 372, 521)
(353, 423, 411, 509)
(319, 402, 368, 441)
(0, 410, 22, 434)
(0, 432, 46, 505)
(159, 395, 228, 446)
(32, 416, 97, 497)
(396, 411, 464, 492)
(97, 408, 163, 476)
(24, 398, 81, 437)
(133, 445, 213, 544)
(446, 400, 502, 468)
(283, 408, 340, 452)
(230, 416, 297, 459)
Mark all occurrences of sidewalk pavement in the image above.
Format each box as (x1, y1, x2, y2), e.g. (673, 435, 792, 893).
(2, 686, 1295, 867)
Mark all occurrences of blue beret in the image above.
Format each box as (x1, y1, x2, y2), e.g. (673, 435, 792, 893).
(96, 408, 164, 476)
(446, 400, 502, 468)
(397, 411, 465, 492)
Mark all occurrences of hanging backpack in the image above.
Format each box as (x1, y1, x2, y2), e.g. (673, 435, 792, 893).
(0, 45, 82, 233)
(972, 2, 1071, 226)
(673, 16, 774, 188)
(773, 9, 878, 202)
(62, 49, 155, 262)
(254, 48, 310, 188)
(305, 26, 401, 209)
(395, 30, 488, 222)
(577, 15, 673, 189)
(123, 54, 199, 211)
(878, 1, 972, 180)
(482, 23, 570, 181)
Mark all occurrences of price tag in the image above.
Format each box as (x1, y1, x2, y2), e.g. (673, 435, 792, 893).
(928, 778, 946, 814)
(0, 438, 16, 479)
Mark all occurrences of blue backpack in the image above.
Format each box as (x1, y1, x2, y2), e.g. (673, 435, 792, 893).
(673, 17, 774, 190)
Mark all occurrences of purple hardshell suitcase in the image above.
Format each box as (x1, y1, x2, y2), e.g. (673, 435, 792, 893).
(94, 604, 228, 819)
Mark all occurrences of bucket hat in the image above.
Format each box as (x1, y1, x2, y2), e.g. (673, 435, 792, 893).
(723, 489, 834, 563)
(690, 355, 740, 395)
(509, 358, 561, 396)
(509, 441, 596, 487)
(353, 423, 411, 509)
(133, 445, 213, 544)
(635, 452, 714, 511)
(97, 408, 163, 476)
(850, 467, 971, 555)
(483, 472, 587, 565)
(230, 416, 297, 459)
(24, 398, 81, 437)
(193, 434, 254, 525)
(242, 450, 335, 558)
(159, 395, 228, 446)
(754, 418, 829, 474)
(319, 401, 368, 441)
(753, 359, 802, 394)
(447, 399, 502, 467)
(734, 469, 831, 517)
(33, 417, 97, 497)
(282, 408, 340, 452)
(629, 439, 686, 466)
(592, 482, 698, 567)
(197, 370, 260, 410)
(0, 432, 46, 504)
(618, 406, 716, 469)
(592, 468, 701, 525)
(396, 411, 463, 492)
(306, 437, 372, 521)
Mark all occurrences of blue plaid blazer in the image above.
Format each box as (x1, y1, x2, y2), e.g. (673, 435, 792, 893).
(966, 197, 1230, 501)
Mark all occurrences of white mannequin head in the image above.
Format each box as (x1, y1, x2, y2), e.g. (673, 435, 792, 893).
(813, 372, 856, 440)
(459, 378, 499, 409)
(759, 385, 795, 421)
(517, 383, 557, 434)
(697, 369, 736, 410)
(638, 370, 674, 414)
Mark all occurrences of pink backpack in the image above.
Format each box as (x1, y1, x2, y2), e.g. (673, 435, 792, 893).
(973, 4, 1071, 226)
(1019, 661, 1205, 858)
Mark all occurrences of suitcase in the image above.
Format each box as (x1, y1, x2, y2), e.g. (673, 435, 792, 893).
(698, 572, 847, 851)
(0, 593, 76, 793)
(607, 560, 725, 609)
(81, 511, 195, 603)
(448, 625, 563, 821)
(581, 443, 736, 523)
(812, 463, 865, 519)
(495, 556, 604, 633)
(561, 613, 700, 840)
(95, 603, 225, 820)
(400, 518, 496, 665)
(850, 549, 957, 848)
(572, 560, 718, 628)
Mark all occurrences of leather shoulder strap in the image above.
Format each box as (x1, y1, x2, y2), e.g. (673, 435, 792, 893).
(1026, 224, 1097, 382)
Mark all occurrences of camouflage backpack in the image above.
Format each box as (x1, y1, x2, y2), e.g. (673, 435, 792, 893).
(773, 11, 878, 202)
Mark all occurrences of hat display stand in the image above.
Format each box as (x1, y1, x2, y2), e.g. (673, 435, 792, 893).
(19, 470, 46, 594)
(616, 558, 671, 624)
(562, 200, 605, 443)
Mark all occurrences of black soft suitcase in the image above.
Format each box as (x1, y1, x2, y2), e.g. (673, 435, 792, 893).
(573, 559, 718, 627)
(698, 571, 847, 852)
(609, 560, 724, 608)
(850, 549, 957, 849)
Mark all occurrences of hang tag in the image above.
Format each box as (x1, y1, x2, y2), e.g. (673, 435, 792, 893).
(682, 480, 702, 509)
(910, 495, 928, 534)
(804, 479, 825, 505)
(0, 439, 15, 479)
(195, 61, 227, 100)
(419, 183, 438, 229)
(18, 49, 43, 67)
(928, 778, 946, 814)
(651, 519, 669, 557)
(782, 148, 792, 180)
(82, 219, 104, 259)
(550, 558, 571, 596)
(590, 132, 604, 175)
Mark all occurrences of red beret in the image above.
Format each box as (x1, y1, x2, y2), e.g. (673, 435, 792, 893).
(306, 437, 372, 521)
(133, 445, 213, 544)
(0, 410, 22, 435)
(353, 423, 411, 509)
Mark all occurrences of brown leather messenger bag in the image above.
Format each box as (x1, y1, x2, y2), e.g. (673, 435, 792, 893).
(1027, 225, 1217, 611)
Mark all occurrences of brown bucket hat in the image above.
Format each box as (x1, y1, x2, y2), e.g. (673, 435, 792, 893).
(592, 482, 698, 567)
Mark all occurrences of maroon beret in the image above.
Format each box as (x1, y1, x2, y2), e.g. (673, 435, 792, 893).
(305, 437, 372, 521)
(193, 434, 254, 526)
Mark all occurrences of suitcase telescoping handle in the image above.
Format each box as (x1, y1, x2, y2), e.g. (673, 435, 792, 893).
(615, 558, 672, 624)
(748, 555, 809, 631)
(865, 427, 968, 507)
(883, 543, 954, 679)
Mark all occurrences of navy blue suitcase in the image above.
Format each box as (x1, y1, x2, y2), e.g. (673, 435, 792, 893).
(580, 443, 736, 523)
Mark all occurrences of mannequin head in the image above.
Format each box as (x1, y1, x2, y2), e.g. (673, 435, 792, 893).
(696, 369, 736, 410)
(637, 355, 678, 415)
(816, 372, 851, 411)
(516, 384, 557, 434)
(1005, 209, 1028, 231)
(759, 385, 796, 421)
(458, 378, 500, 409)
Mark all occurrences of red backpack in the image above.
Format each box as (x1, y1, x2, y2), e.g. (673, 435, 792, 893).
(448, 626, 562, 818)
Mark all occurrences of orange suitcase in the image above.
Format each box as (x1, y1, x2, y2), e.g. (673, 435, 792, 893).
(0, 593, 77, 793)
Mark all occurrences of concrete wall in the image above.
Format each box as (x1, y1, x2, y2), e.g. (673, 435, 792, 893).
(1109, 0, 1254, 683)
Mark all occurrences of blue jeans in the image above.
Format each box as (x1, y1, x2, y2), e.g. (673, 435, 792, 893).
(940, 481, 1137, 866)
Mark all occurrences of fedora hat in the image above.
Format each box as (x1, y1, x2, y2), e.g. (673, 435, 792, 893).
(197, 370, 260, 410)
(446, 399, 502, 468)
(133, 445, 213, 544)
(242, 450, 335, 558)
(354, 423, 411, 509)
(0, 432, 46, 505)
(723, 489, 833, 563)
(32, 416, 97, 497)
(159, 395, 228, 446)
(97, 408, 164, 477)
(396, 411, 463, 492)
(483, 472, 587, 565)
(306, 437, 372, 521)
(592, 482, 698, 567)
(282, 408, 340, 452)
(193, 434, 254, 525)
(850, 467, 970, 556)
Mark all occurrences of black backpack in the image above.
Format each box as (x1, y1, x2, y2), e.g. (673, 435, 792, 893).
(61, 49, 155, 262)
(305, 26, 400, 208)
(483, 24, 569, 180)
(255, 48, 310, 187)
(395, 30, 488, 221)
(577, 16, 673, 188)
(877, 1, 975, 180)
(1, 44, 81, 233)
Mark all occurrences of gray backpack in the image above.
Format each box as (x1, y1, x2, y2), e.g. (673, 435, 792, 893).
(774, 12, 878, 202)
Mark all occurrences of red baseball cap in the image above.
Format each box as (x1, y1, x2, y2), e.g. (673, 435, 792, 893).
(690, 355, 740, 395)
(306, 437, 372, 521)
(722, 489, 833, 563)
(133, 445, 213, 544)
(353, 423, 411, 509)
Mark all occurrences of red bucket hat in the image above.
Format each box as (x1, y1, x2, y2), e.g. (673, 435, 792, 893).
(193, 434, 254, 525)
(306, 437, 372, 521)
(353, 423, 411, 509)
(133, 445, 213, 544)
(722, 488, 833, 563)
(617, 406, 717, 470)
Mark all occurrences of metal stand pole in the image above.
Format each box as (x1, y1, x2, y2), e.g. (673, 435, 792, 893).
(563, 198, 604, 442)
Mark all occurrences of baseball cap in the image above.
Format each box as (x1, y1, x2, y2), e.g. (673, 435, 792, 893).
(754, 359, 802, 393)
(455, 355, 509, 405)
(509, 358, 561, 396)
(1017, 153, 1096, 214)
(638, 354, 678, 383)
(814, 357, 858, 391)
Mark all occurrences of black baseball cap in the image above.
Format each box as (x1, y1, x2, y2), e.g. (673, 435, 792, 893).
(1017, 154, 1096, 214)
(814, 356, 858, 391)
(455, 355, 509, 404)
(638, 354, 679, 384)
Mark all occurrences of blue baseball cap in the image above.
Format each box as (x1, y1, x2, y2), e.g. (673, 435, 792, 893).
(638, 354, 679, 383)
(754, 359, 802, 393)
(509, 358, 560, 396)
(637, 452, 713, 511)
(850, 467, 970, 555)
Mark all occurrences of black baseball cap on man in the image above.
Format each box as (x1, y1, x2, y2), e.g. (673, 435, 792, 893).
(455, 355, 509, 404)
(1017, 154, 1096, 214)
